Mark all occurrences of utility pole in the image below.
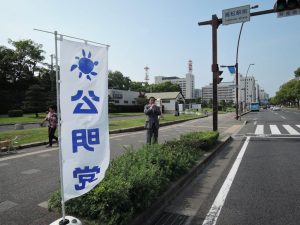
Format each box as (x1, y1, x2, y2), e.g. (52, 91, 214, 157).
(198, 7, 276, 131)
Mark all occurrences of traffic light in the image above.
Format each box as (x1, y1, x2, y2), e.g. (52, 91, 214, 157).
(217, 70, 223, 84)
(274, 0, 300, 11)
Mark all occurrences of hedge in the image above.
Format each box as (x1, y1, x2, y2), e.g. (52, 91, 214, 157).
(48, 131, 219, 225)
(8, 109, 23, 117)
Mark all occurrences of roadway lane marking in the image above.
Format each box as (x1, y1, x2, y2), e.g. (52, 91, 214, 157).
(270, 125, 281, 135)
(255, 125, 264, 135)
(0, 148, 58, 162)
(280, 115, 286, 119)
(38, 201, 48, 209)
(254, 121, 257, 126)
(21, 169, 40, 175)
(202, 136, 250, 225)
(294, 112, 300, 115)
(0, 200, 18, 212)
(283, 125, 299, 135)
(0, 162, 9, 167)
(297, 125, 300, 129)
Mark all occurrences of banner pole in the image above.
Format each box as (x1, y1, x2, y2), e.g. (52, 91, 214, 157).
(54, 30, 66, 223)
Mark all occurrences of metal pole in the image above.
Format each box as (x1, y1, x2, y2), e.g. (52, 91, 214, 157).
(212, 14, 219, 131)
(54, 31, 66, 223)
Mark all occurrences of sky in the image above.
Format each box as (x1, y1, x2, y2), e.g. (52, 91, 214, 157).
(1, 0, 299, 97)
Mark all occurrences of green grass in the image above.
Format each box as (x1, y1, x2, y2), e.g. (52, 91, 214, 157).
(0, 112, 144, 125)
(0, 113, 45, 125)
(0, 127, 49, 145)
(109, 112, 144, 117)
(0, 114, 202, 146)
(109, 114, 202, 130)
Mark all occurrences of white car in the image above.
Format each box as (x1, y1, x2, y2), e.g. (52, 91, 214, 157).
(272, 106, 281, 111)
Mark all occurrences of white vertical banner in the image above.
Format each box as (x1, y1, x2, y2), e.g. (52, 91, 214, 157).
(60, 39, 109, 202)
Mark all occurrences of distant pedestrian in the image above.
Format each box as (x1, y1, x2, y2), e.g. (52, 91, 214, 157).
(144, 97, 161, 144)
(42, 105, 58, 147)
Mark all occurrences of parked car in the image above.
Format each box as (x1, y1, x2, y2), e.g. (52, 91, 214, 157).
(272, 106, 281, 111)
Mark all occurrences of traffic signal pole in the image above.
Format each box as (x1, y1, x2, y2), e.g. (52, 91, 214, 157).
(198, 8, 275, 131)
(212, 15, 220, 131)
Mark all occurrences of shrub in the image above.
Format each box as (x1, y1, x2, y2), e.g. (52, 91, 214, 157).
(48, 131, 219, 224)
(8, 109, 23, 117)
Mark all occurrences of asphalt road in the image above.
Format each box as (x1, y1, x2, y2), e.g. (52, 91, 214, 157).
(0, 112, 242, 225)
(195, 108, 300, 225)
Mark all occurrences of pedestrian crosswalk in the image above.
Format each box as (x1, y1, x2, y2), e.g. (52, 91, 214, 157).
(254, 124, 300, 135)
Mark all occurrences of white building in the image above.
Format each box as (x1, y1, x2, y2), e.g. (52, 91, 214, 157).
(238, 75, 256, 106)
(155, 60, 195, 99)
(108, 89, 139, 105)
(145, 92, 185, 114)
(202, 82, 235, 103)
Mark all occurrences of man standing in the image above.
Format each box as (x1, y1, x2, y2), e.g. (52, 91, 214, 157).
(144, 97, 161, 144)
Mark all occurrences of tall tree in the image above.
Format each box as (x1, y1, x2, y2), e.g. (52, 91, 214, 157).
(108, 71, 131, 90)
(23, 84, 48, 115)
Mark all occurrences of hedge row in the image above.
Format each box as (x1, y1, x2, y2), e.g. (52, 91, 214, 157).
(48, 131, 219, 225)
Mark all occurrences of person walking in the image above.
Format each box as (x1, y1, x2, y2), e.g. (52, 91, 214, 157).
(144, 97, 161, 144)
(42, 105, 58, 147)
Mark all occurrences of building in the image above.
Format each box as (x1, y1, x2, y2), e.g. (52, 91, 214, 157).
(202, 81, 235, 103)
(238, 75, 256, 107)
(108, 89, 140, 105)
(155, 60, 195, 99)
(145, 92, 185, 114)
(194, 88, 202, 99)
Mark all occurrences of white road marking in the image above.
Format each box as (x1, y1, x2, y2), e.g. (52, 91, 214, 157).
(294, 112, 300, 115)
(255, 125, 264, 135)
(202, 136, 251, 225)
(0, 148, 58, 162)
(38, 201, 48, 209)
(0, 162, 9, 167)
(283, 125, 299, 135)
(280, 116, 286, 119)
(21, 169, 40, 175)
(270, 125, 281, 135)
(254, 121, 257, 126)
(296, 125, 300, 129)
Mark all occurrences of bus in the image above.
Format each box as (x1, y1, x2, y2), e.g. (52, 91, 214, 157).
(250, 102, 260, 112)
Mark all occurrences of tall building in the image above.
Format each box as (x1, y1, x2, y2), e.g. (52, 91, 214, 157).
(202, 81, 235, 103)
(155, 60, 195, 99)
(238, 75, 256, 105)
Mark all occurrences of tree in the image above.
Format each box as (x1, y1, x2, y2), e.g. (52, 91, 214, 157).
(108, 71, 131, 90)
(150, 81, 181, 92)
(23, 84, 48, 115)
(0, 39, 46, 111)
(294, 67, 300, 78)
(129, 81, 148, 92)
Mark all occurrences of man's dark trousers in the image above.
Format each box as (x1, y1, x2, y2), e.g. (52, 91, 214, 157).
(147, 123, 158, 144)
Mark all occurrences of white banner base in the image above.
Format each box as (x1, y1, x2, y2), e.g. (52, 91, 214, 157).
(49, 216, 82, 225)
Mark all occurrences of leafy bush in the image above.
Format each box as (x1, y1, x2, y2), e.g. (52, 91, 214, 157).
(8, 109, 23, 117)
(48, 131, 219, 225)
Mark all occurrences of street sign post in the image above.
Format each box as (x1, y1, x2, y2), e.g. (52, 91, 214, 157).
(222, 5, 251, 25)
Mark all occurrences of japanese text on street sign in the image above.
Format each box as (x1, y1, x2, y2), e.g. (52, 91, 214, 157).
(60, 39, 110, 202)
(222, 5, 250, 25)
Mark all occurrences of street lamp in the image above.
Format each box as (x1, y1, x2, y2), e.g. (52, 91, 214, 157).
(236, 5, 259, 115)
(244, 63, 255, 111)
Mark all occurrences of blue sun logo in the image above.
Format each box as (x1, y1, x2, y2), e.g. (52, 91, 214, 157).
(70, 49, 99, 81)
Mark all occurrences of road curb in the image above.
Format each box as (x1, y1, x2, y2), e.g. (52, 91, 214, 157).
(130, 135, 232, 225)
